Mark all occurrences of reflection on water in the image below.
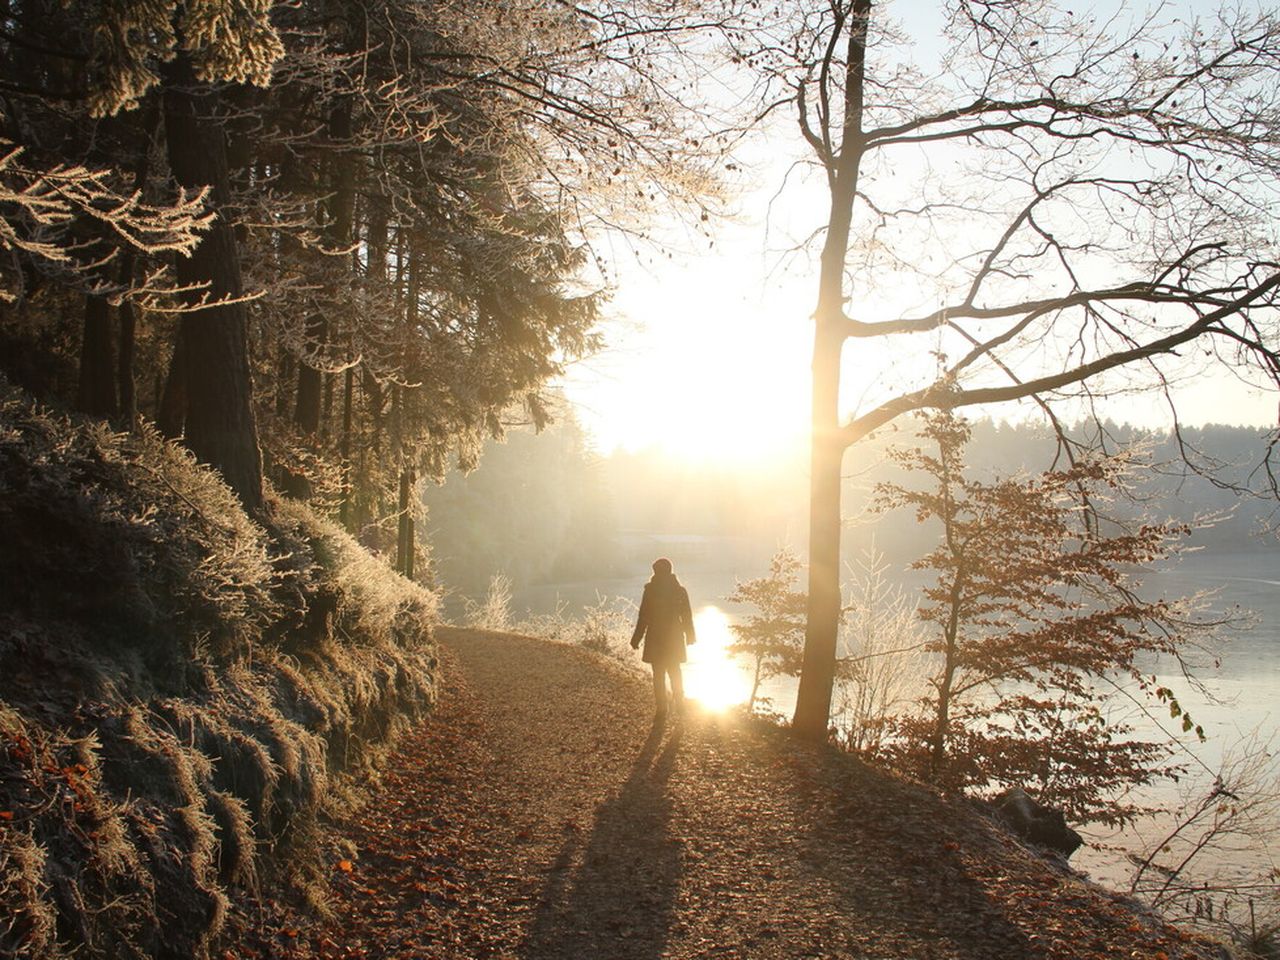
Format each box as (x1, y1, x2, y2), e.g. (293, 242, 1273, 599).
(683, 606, 752, 711)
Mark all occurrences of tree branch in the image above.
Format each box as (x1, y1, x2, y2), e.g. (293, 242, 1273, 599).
(839, 269, 1280, 447)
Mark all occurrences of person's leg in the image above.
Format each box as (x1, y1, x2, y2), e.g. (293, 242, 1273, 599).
(668, 663, 684, 712)
(652, 663, 668, 715)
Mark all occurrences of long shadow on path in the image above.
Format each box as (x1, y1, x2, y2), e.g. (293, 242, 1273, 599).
(520, 721, 683, 960)
(778, 739, 1040, 959)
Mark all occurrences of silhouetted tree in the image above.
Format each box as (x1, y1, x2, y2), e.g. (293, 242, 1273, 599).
(874, 411, 1217, 826)
(726, 548, 808, 712)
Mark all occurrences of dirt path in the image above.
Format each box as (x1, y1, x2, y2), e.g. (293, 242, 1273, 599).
(239, 628, 1219, 960)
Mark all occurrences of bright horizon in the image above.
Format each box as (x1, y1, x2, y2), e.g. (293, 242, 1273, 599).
(553, 0, 1280, 469)
(558, 223, 1280, 466)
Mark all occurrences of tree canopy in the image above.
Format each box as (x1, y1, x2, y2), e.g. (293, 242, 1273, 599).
(0, 0, 741, 555)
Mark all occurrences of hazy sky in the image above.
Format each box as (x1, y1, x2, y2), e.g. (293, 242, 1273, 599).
(557, 0, 1280, 463)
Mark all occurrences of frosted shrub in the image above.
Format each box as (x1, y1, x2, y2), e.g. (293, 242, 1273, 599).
(576, 595, 636, 658)
(517, 599, 574, 642)
(835, 547, 927, 754)
(464, 573, 514, 631)
(516, 594, 636, 662)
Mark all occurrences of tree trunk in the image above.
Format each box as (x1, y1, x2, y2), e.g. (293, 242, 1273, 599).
(158, 327, 187, 438)
(116, 244, 141, 430)
(930, 453, 966, 779)
(397, 468, 415, 578)
(294, 314, 327, 435)
(117, 282, 138, 427)
(163, 59, 264, 514)
(116, 102, 157, 431)
(352, 201, 389, 534)
(930, 597, 962, 778)
(389, 383, 401, 467)
(76, 293, 117, 417)
(276, 352, 294, 417)
(322, 369, 334, 434)
(293, 97, 354, 481)
(339, 363, 354, 529)
(792, 351, 845, 739)
(792, 0, 872, 741)
(749, 656, 764, 714)
(359, 363, 384, 526)
(791, 196, 857, 740)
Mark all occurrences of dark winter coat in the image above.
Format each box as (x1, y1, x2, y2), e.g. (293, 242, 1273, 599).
(630, 572, 695, 665)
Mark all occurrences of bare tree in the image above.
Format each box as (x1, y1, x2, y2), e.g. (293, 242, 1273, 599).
(1127, 733, 1280, 954)
(757, 1, 1280, 739)
(834, 544, 925, 755)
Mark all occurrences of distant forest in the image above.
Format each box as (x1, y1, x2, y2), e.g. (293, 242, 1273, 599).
(423, 413, 1280, 599)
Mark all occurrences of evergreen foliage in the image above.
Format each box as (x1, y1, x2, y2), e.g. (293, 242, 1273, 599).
(0, 0, 736, 538)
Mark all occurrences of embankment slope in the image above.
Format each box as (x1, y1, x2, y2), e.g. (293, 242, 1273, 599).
(0, 382, 438, 959)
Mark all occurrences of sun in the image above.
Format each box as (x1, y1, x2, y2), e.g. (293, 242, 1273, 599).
(683, 605, 752, 711)
(560, 256, 812, 466)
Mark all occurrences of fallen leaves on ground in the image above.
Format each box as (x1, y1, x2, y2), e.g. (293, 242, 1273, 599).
(229, 629, 1224, 960)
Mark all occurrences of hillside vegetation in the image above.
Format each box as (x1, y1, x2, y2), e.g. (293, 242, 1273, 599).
(0, 379, 439, 959)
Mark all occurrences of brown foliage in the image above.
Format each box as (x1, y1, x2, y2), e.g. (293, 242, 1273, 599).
(872, 411, 1215, 826)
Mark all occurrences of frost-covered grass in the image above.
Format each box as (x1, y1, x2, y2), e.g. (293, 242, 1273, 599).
(0, 380, 438, 959)
(462, 572, 515, 632)
(461, 574, 637, 665)
(519, 594, 638, 663)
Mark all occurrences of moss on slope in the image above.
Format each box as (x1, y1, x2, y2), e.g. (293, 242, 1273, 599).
(0, 381, 438, 959)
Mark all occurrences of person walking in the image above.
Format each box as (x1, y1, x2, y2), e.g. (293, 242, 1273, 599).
(630, 557, 696, 720)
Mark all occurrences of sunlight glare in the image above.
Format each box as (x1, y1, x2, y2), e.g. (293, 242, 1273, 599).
(683, 605, 752, 711)
(560, 263, 812, 465)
